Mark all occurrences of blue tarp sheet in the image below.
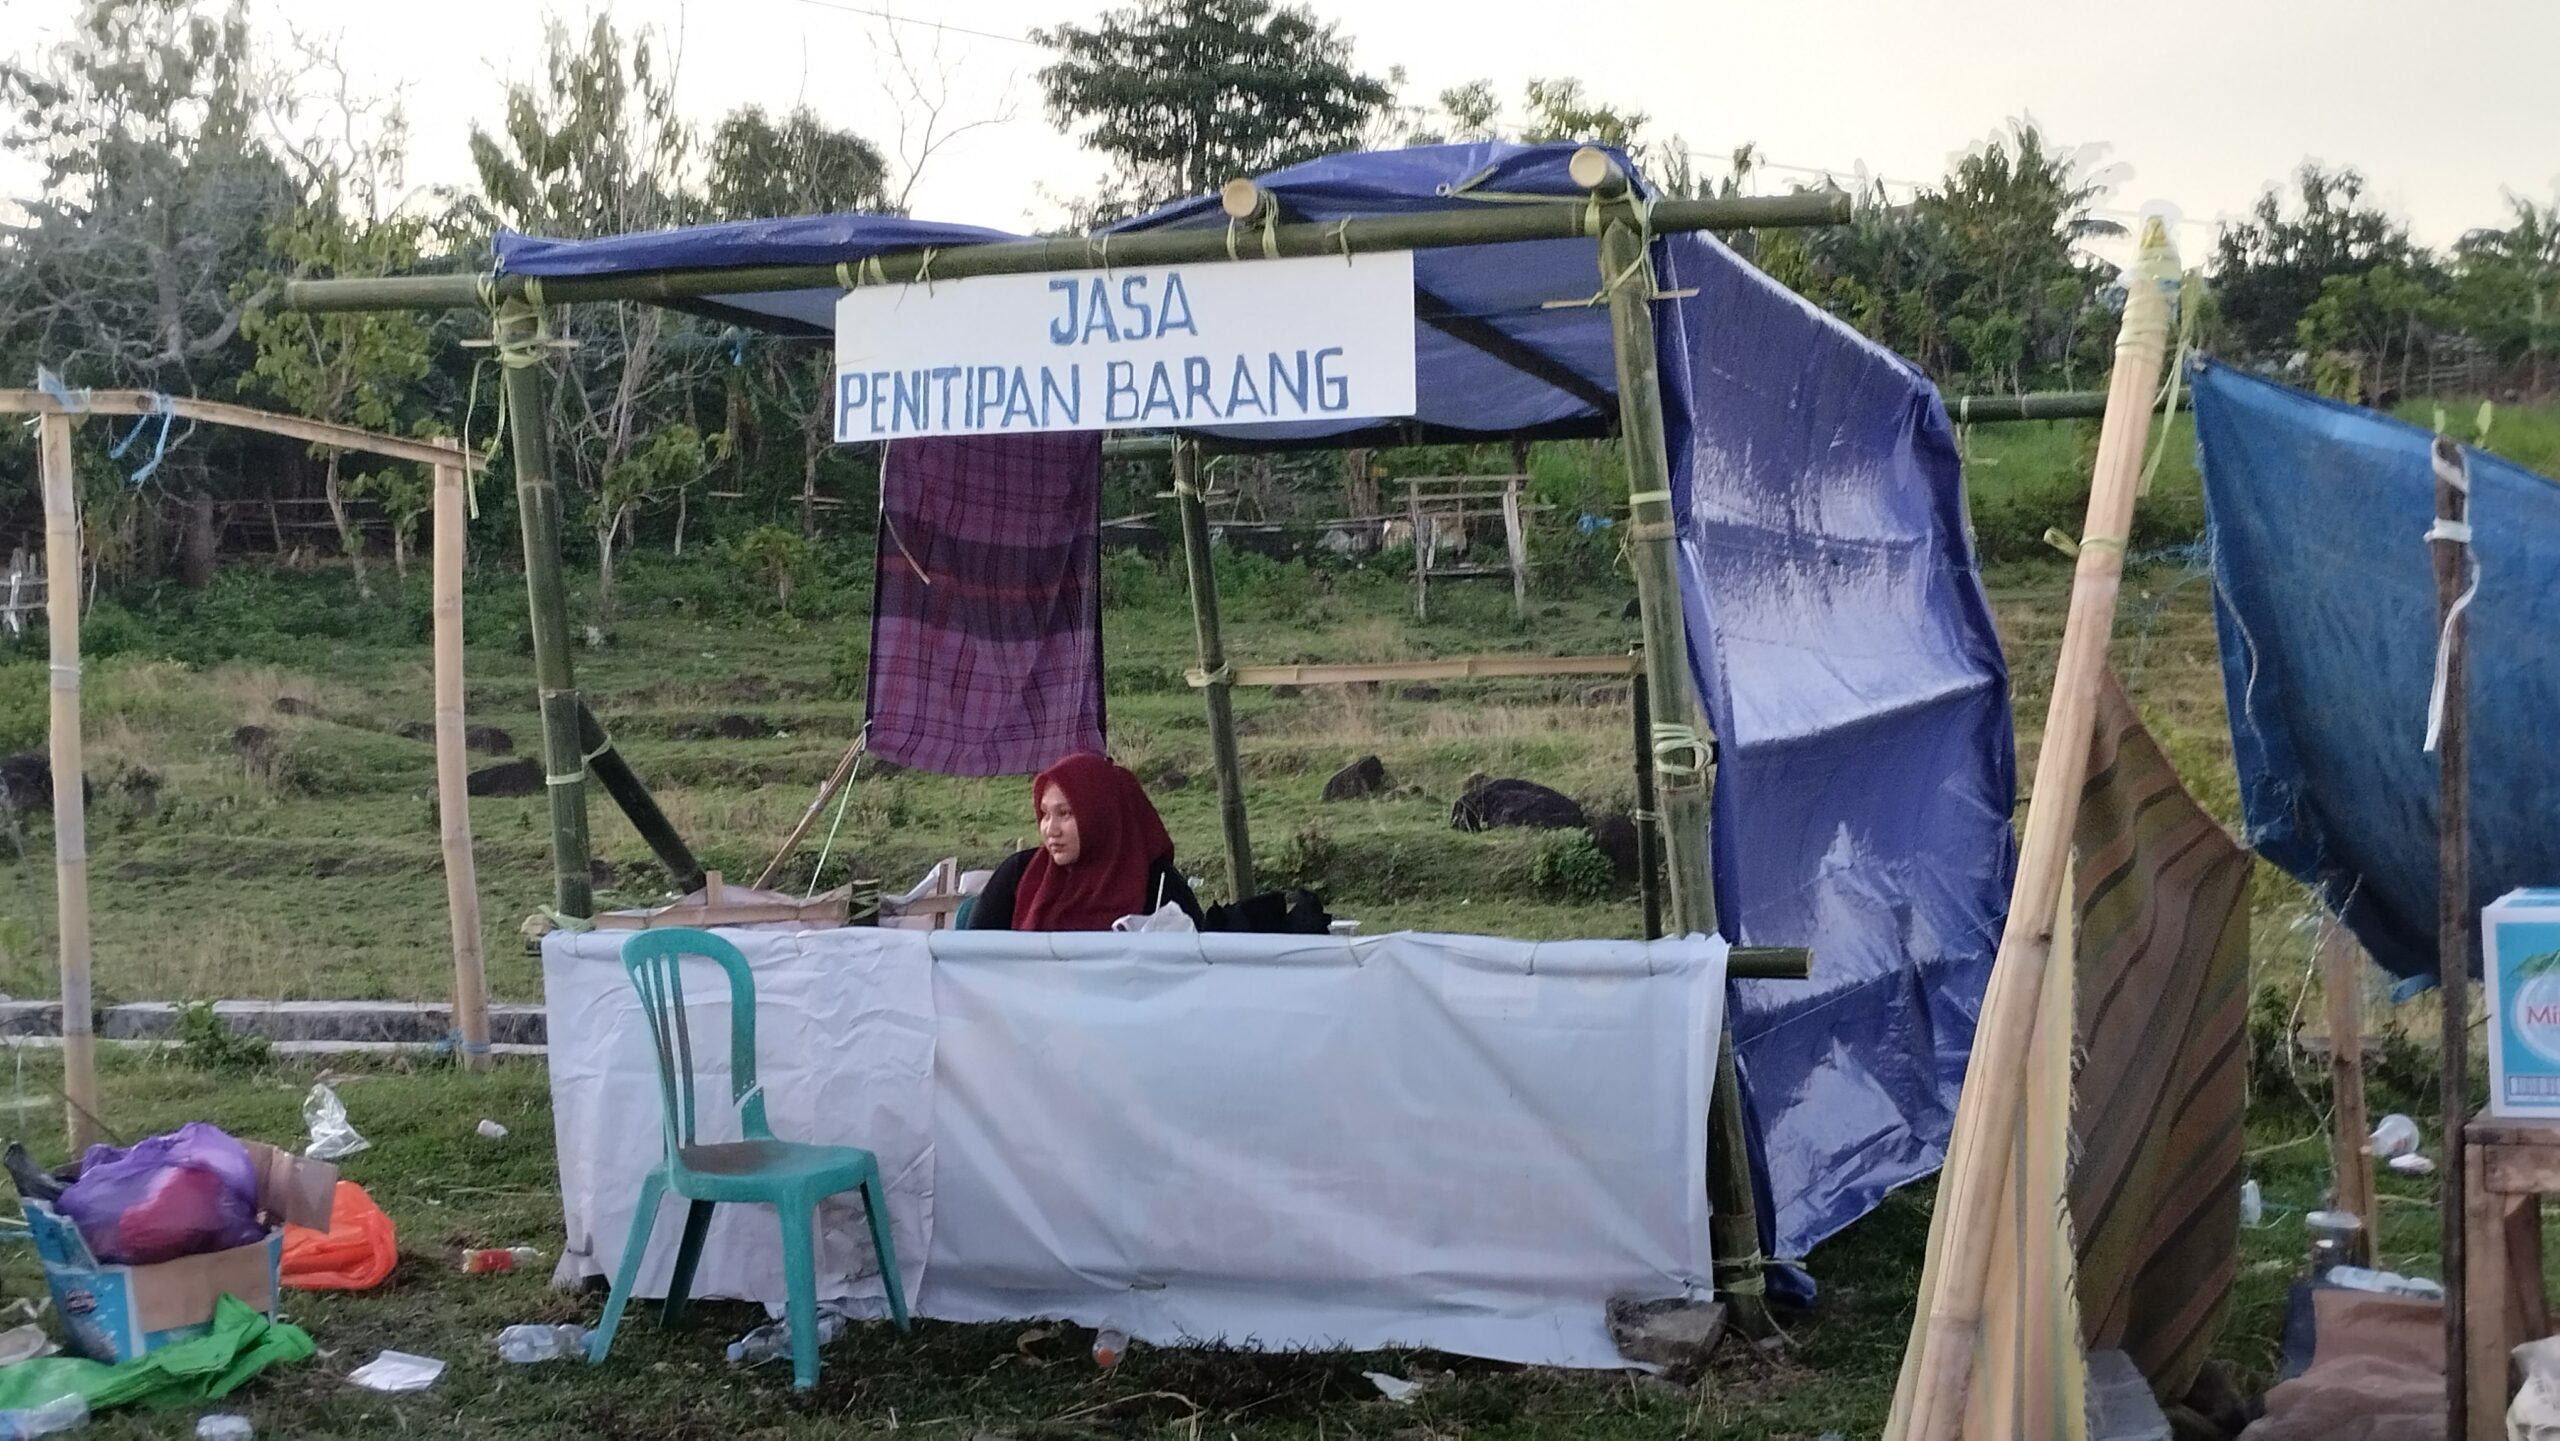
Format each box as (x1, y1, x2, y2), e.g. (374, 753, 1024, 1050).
(494, 141, 2019, 1271)
(2196, 362, 2560, 983)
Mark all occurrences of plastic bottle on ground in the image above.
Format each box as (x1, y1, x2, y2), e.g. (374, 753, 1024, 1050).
(724, 1313, 846, 1366)
(1092, 1325, 1130, 1369)
(2238, 1178, 2264, 1228)
(0, 1395, 87, 1438)
(461, 1245, 544, 1274)
(495, 1323, 592, 1363)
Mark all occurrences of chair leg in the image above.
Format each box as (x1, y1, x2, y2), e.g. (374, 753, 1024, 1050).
(662, 1200, 717, 1324)
(776, 1196, 823, 1392)
(589, 1170, 667, 1365)
(859, 1172, 910, 1332)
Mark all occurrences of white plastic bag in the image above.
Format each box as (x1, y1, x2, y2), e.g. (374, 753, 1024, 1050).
(1113, 903, 1196, 934)
(2509, 1334, 2560, 1439)
(302, 1083, 369, 1161)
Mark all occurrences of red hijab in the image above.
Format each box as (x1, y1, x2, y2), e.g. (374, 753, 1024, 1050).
(1013, 753, 1176, 932)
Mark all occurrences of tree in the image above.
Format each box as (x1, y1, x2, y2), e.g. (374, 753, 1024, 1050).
(0, 0, 290, 391)
(2450, 194, 2560, 394)
(1035, 0, 1393, 211)
(468, 15, 718, 614)
(2212, 164, 2417, 358)
(2298, 263, 2444, 403)
(1517, 78, 1647, 149)
(704, 105, 891, 539)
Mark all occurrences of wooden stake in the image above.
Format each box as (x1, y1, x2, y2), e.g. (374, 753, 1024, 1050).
(1582, 152, 1771, 1335)
(2319, 925, 2377, 1264)
(2429, 434, 2474, 1441)
(430, 457, 490, 1073)
(38, 412, 97, 1150)
(495, 300, 594, 920)
(1890, 219, 2182, 1441)
(1172, 438, 1253, 899)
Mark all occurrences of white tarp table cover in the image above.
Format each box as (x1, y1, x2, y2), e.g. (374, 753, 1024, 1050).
(543, 926, 1726, 1367)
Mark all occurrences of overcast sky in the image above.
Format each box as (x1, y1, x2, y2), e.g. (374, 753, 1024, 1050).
(7, 0, 2558, 257)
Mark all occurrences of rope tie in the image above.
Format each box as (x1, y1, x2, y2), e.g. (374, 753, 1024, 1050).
(836, 260, 855, 290)
(2042, 530, 2127, 560)
(1329, 219, 1354, 264)
(536, 908, 595, 934)
(583, 729, 613, 764)
(1186, 662, 1235, 687)
(47, 662, 79, 692)
(2424, 442, 2477, 754)
(1651, 721, 1709, 781)
(2137, 271, 2202, 497)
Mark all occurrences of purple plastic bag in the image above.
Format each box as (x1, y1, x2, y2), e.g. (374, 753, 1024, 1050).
(56, 1122, 264, 1265)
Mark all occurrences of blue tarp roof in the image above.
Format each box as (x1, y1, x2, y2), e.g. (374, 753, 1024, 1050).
(2197, 363, 2560, 986)
(494, 141, 2020, 1276)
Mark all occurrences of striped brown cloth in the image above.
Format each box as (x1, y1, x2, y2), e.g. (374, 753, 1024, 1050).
(2069, 670, 2253, 1399)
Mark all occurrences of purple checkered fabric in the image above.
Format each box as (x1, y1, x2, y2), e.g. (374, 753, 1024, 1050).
(865, 432, 1105, 777)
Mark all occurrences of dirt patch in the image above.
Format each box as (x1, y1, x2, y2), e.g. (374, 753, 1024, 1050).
(466, 759, 544, 798)
(272, 696, 320, 718)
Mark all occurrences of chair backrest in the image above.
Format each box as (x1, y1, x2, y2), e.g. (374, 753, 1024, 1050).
(620, 928, 771, 1158)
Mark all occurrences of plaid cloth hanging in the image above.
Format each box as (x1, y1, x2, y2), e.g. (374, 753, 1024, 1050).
(864, 432, 1106, 777)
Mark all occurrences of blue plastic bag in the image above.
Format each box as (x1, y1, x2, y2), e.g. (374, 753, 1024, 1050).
(55, 1123, 263, 1265)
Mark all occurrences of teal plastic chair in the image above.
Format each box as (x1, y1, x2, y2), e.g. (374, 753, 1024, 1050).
(588, 927, 910, 1390)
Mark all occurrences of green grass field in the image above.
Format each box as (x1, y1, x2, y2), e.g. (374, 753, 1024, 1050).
(0, 410, 2535, 1436)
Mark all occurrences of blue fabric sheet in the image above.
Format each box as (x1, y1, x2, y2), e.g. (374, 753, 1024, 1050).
(2195, 362, 2560, 983)
(492, 141, 2020, 1274)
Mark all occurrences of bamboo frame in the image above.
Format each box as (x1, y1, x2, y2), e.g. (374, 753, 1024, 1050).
(38, 412, 97, 1150)
(496, 300, 595, 920)
(1573, 148, 1774, 1336)
(1191, 654, 1636, 688)
(1173, 438, 1255, 899)
(0, 389, 486, 472)
(1889, 219, 2182, 1441)
(431, 457, 490, 1072)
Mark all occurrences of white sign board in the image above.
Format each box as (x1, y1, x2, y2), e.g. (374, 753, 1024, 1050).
(833, 250, 1417, 442)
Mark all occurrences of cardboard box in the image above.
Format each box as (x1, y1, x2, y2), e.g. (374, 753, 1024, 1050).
(19, 1141, 336, 1363)
(2486, 888, 2560, 1119)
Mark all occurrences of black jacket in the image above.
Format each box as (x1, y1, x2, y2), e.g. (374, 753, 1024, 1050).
(964, 849, 1204, 931)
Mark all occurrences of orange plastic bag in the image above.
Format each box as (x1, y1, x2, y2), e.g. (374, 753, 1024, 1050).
(279, 1180, 397, 1291)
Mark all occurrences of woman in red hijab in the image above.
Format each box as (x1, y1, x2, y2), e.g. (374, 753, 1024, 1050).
(965, 753, 1202, 931)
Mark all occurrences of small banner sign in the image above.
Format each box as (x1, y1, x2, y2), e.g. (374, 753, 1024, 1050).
(833, 250, 1417, 442)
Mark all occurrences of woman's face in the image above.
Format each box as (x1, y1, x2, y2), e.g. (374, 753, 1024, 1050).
(1037, 783, 1083, 867)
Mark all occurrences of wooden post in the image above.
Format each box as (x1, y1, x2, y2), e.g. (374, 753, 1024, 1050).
(1888, 218, 2181, 1441)
(1631, 662, 1664, 941)
(38, 412, 98, 1150)
(1578, 148, 1771, 1336)
(1171, 438, 1253, 899)
(1408, 479, 1430, 621)
(1502, 472, 1529, 619)
(495, 299, 594, 920)
(2430, 434, 2474, 1441)
(430, 456, 490, 1072)
(2319, 925, 2377, 1264)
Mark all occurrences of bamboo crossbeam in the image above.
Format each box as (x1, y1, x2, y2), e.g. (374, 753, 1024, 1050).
(283, 192, 1852, 316)
(0, 390, 484, 472)
(1191, 654, 1637, 688)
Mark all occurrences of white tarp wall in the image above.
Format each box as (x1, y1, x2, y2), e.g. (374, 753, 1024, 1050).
(544, 926, 1725, 1367)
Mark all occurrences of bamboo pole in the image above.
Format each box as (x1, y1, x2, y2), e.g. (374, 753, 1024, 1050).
(1576, 148, 1772, 1336)
(430, 456, 490, 1072)
(284, 191, 1853, 317)
(1632, 663, 1665, 941)
(2318, 925, 2377, 1265)
(2429, 434, 2474, 1441)
(1171, 438, 1253, 899)
(753, 734, 865, 891)
(495, 299, 594, 920)
(38, 412, 97, 1150)
(575, 701, 705, 894)
(1889, 218, 2182, 1441)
